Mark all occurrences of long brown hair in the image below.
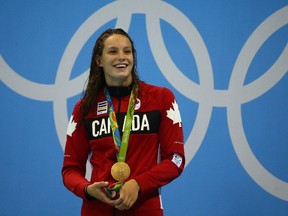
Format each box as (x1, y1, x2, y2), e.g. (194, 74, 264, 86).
(80, 28, 140, 119)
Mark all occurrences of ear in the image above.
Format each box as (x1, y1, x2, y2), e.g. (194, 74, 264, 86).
(96, 56, 102, 67)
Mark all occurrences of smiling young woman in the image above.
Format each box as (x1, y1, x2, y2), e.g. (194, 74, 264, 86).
(62, 28, 185, 216)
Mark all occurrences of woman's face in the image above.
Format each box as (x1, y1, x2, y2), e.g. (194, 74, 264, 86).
(97, 34, 134, 87)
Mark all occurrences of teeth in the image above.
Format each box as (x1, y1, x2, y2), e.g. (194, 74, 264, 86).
(115, 64, 126, 68)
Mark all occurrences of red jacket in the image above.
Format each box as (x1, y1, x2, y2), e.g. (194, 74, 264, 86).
(62, 82, 185, 216)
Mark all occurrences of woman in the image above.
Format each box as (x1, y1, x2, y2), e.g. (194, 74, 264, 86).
(62, 28, 185, 216)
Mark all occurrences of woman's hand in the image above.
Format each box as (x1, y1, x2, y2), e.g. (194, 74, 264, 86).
(112, 179, 140, 210)
(86, 181, 115, 205)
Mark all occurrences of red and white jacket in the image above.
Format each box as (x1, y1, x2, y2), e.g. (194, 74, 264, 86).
(62, 81, 185, 216)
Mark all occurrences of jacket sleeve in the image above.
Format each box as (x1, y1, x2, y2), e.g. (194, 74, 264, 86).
(61, 101, 91, 200)
(134, 88, 185, 195)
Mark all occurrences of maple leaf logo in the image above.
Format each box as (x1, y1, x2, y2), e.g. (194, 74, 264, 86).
(67, 115, 77, 136)
(166, 100, 182, 127)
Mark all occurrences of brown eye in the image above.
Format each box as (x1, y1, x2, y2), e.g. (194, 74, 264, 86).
(108, 50, 117, 54)
(124, 49, 132, 54)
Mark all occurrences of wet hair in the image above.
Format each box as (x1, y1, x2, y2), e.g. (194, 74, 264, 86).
(79, 28, 140, 119)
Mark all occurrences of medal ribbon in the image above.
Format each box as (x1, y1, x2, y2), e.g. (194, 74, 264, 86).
(105, 85, 138, 162)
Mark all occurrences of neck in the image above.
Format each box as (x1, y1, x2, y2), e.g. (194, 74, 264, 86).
(105, 76, 133, 87)
(106, 82, 134, 98)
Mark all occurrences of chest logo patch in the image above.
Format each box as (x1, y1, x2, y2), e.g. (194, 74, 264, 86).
(135, 98, 141, 110)
(97, 101, 108, 115)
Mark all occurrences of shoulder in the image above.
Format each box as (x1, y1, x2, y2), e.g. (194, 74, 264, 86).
(73, 99, 83, 111)
(139, 81, 174, 96)
(70, 99, 84, 121)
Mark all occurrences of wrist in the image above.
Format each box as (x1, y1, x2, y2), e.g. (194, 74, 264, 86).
(84, 184, 96, 201)
(131, 179, 141, 193)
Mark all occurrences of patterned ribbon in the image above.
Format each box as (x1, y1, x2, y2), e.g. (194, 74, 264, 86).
(105, 85, 138, 162)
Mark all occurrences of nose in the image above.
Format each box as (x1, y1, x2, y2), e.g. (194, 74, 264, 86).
(117, 51, 125, 61)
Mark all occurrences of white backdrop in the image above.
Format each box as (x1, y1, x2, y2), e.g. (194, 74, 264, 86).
(0, 0, 287, 215)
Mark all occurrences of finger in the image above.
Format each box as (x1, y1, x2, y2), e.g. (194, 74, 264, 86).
(94, 181, 109, 188)
(110, 190, 119, 199)
(115, 202, 130, 210)
(88, 182, 112, 203)
(113, 196, 124, 206)
(114, 197, 131, 210)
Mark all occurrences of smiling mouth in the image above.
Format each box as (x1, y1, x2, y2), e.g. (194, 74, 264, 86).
(114, 64, 128, 69)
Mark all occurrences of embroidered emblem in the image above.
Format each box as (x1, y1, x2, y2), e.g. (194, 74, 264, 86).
(97, 101, 108, 115)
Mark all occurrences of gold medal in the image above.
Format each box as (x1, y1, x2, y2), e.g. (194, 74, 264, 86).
(111, 162, 131, 182)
